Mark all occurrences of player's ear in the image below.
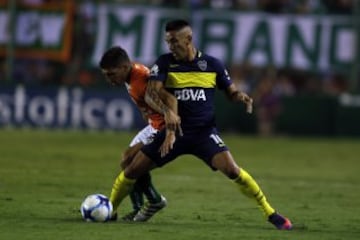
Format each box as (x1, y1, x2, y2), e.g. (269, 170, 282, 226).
(188, 34, 192, 42)
(122, 62, 131, 71)
(186, 34, 192, 45)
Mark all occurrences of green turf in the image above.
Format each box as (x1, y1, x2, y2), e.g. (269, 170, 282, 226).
(0, 129, 359, 240)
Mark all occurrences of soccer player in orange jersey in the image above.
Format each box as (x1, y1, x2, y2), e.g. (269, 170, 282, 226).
(99, 46, 180, 221)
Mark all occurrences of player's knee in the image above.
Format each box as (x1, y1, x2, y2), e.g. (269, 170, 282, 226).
(124, 163, 142, 179)
(212, 153, 240, 179)
(120, 158, 127, 169)
(222, 167, 239, 179)
(214, 162, 240, 179)
(120, 149, 134, 168)
(124, 151, 153, 179)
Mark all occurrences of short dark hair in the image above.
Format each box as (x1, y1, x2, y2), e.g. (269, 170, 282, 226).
(99, 46, 130, 69)
(165, 19, 190, 32)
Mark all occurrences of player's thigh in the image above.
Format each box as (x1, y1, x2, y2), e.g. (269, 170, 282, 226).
(129, 125, 158, 147)
(192, 129, 240, 179)
(124, 151, 156, 179)
(142, 129, 188, 167)
(122, 125, 158, 169)
(191, 129, 228, 169)
(121, 142, 144, 168)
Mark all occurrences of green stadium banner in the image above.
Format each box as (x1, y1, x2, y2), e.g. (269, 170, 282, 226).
(90, 4, 354, 73)
(0, 1, 74, 62)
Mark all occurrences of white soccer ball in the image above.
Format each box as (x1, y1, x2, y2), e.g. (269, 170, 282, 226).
(80, 194, 113, 222)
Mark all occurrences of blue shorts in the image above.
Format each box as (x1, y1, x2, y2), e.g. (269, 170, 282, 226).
(141, 127, 228, 170)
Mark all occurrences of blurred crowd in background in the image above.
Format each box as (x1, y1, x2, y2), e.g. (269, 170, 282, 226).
(9, 0, 355, 13)
(1, 0, 352, 89)
(124, 0, 353, 14)
(0, 0, 357, 135)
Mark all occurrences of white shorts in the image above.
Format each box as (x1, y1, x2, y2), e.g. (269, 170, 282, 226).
(129, 125, 159, 147)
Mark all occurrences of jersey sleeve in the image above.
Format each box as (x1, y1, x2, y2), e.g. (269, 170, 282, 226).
(149, 55, 168, 83)
(213, 58, 233, 90)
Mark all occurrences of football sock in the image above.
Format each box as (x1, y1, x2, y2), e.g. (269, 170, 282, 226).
(129, 183, 144, 211)
(110, 171, 136, 213)
(234, 168, 275, 217)
(136, 172, 162, 203)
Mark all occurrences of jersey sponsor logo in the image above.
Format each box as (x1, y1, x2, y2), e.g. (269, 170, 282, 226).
(174, 89, 206, 101)
(169, 64, 179, 68)
(197, 60, 207, 71)
(150, 64, 159, 77)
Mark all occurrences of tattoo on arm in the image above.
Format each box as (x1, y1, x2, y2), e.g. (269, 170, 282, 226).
(145, 88, 170, 115)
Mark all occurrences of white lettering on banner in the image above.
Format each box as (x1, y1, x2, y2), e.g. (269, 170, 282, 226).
(0, 86, 136, 130)
(106, 100, 133, 129)
(16, 12, 39, 45)
(336, 29, 354, 62)
(92, 5, 108, 63)
(339, 94, 360, 107)
(91, 5, 184, 65)
(28, 96, 55, 126)
(40, 15, 65, 46)
(57, 87, 68, 125)
(14, 86, 26, 122)
(14, 12, 38, 46)
(200, 14, 354, 71)
(0, 10, 65, 47)
(71, 88, 83, 128)
(91, 6, 354, 71)
(83, 99, 105, 129)
(0, 95, 11, 124)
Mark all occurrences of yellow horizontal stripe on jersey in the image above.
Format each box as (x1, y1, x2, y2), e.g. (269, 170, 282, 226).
(166, 72, 216, 88)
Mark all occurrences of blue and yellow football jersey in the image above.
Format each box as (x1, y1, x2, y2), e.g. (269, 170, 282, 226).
(149, 51, 233, 131)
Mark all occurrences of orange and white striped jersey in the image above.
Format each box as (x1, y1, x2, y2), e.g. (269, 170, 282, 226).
(125, 63, 164, 130)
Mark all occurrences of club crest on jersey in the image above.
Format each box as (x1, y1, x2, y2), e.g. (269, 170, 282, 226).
(197, 60, 207, 71)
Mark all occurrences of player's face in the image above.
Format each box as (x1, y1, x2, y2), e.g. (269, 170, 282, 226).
(165, 30, 189, 60)
(102, 65, 129, 86)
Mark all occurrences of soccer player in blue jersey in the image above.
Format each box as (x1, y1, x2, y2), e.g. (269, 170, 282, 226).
(109, 19, 292, 229)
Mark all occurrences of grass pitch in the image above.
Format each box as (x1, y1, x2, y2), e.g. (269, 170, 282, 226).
(0, 129, 359, 240)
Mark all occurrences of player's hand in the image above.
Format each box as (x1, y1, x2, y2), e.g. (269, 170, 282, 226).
(240, 92, 253, 114)
(164, 110, 183, 136)
(159, 130, 176, 157)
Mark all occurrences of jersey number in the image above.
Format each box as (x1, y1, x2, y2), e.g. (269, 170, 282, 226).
(210, 134, 225, 147)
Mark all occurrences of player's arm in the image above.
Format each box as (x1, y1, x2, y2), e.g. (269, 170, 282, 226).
(224, 83, 253, 114)
(145, 80, 182, 156)
(145, 80, 181, 132)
